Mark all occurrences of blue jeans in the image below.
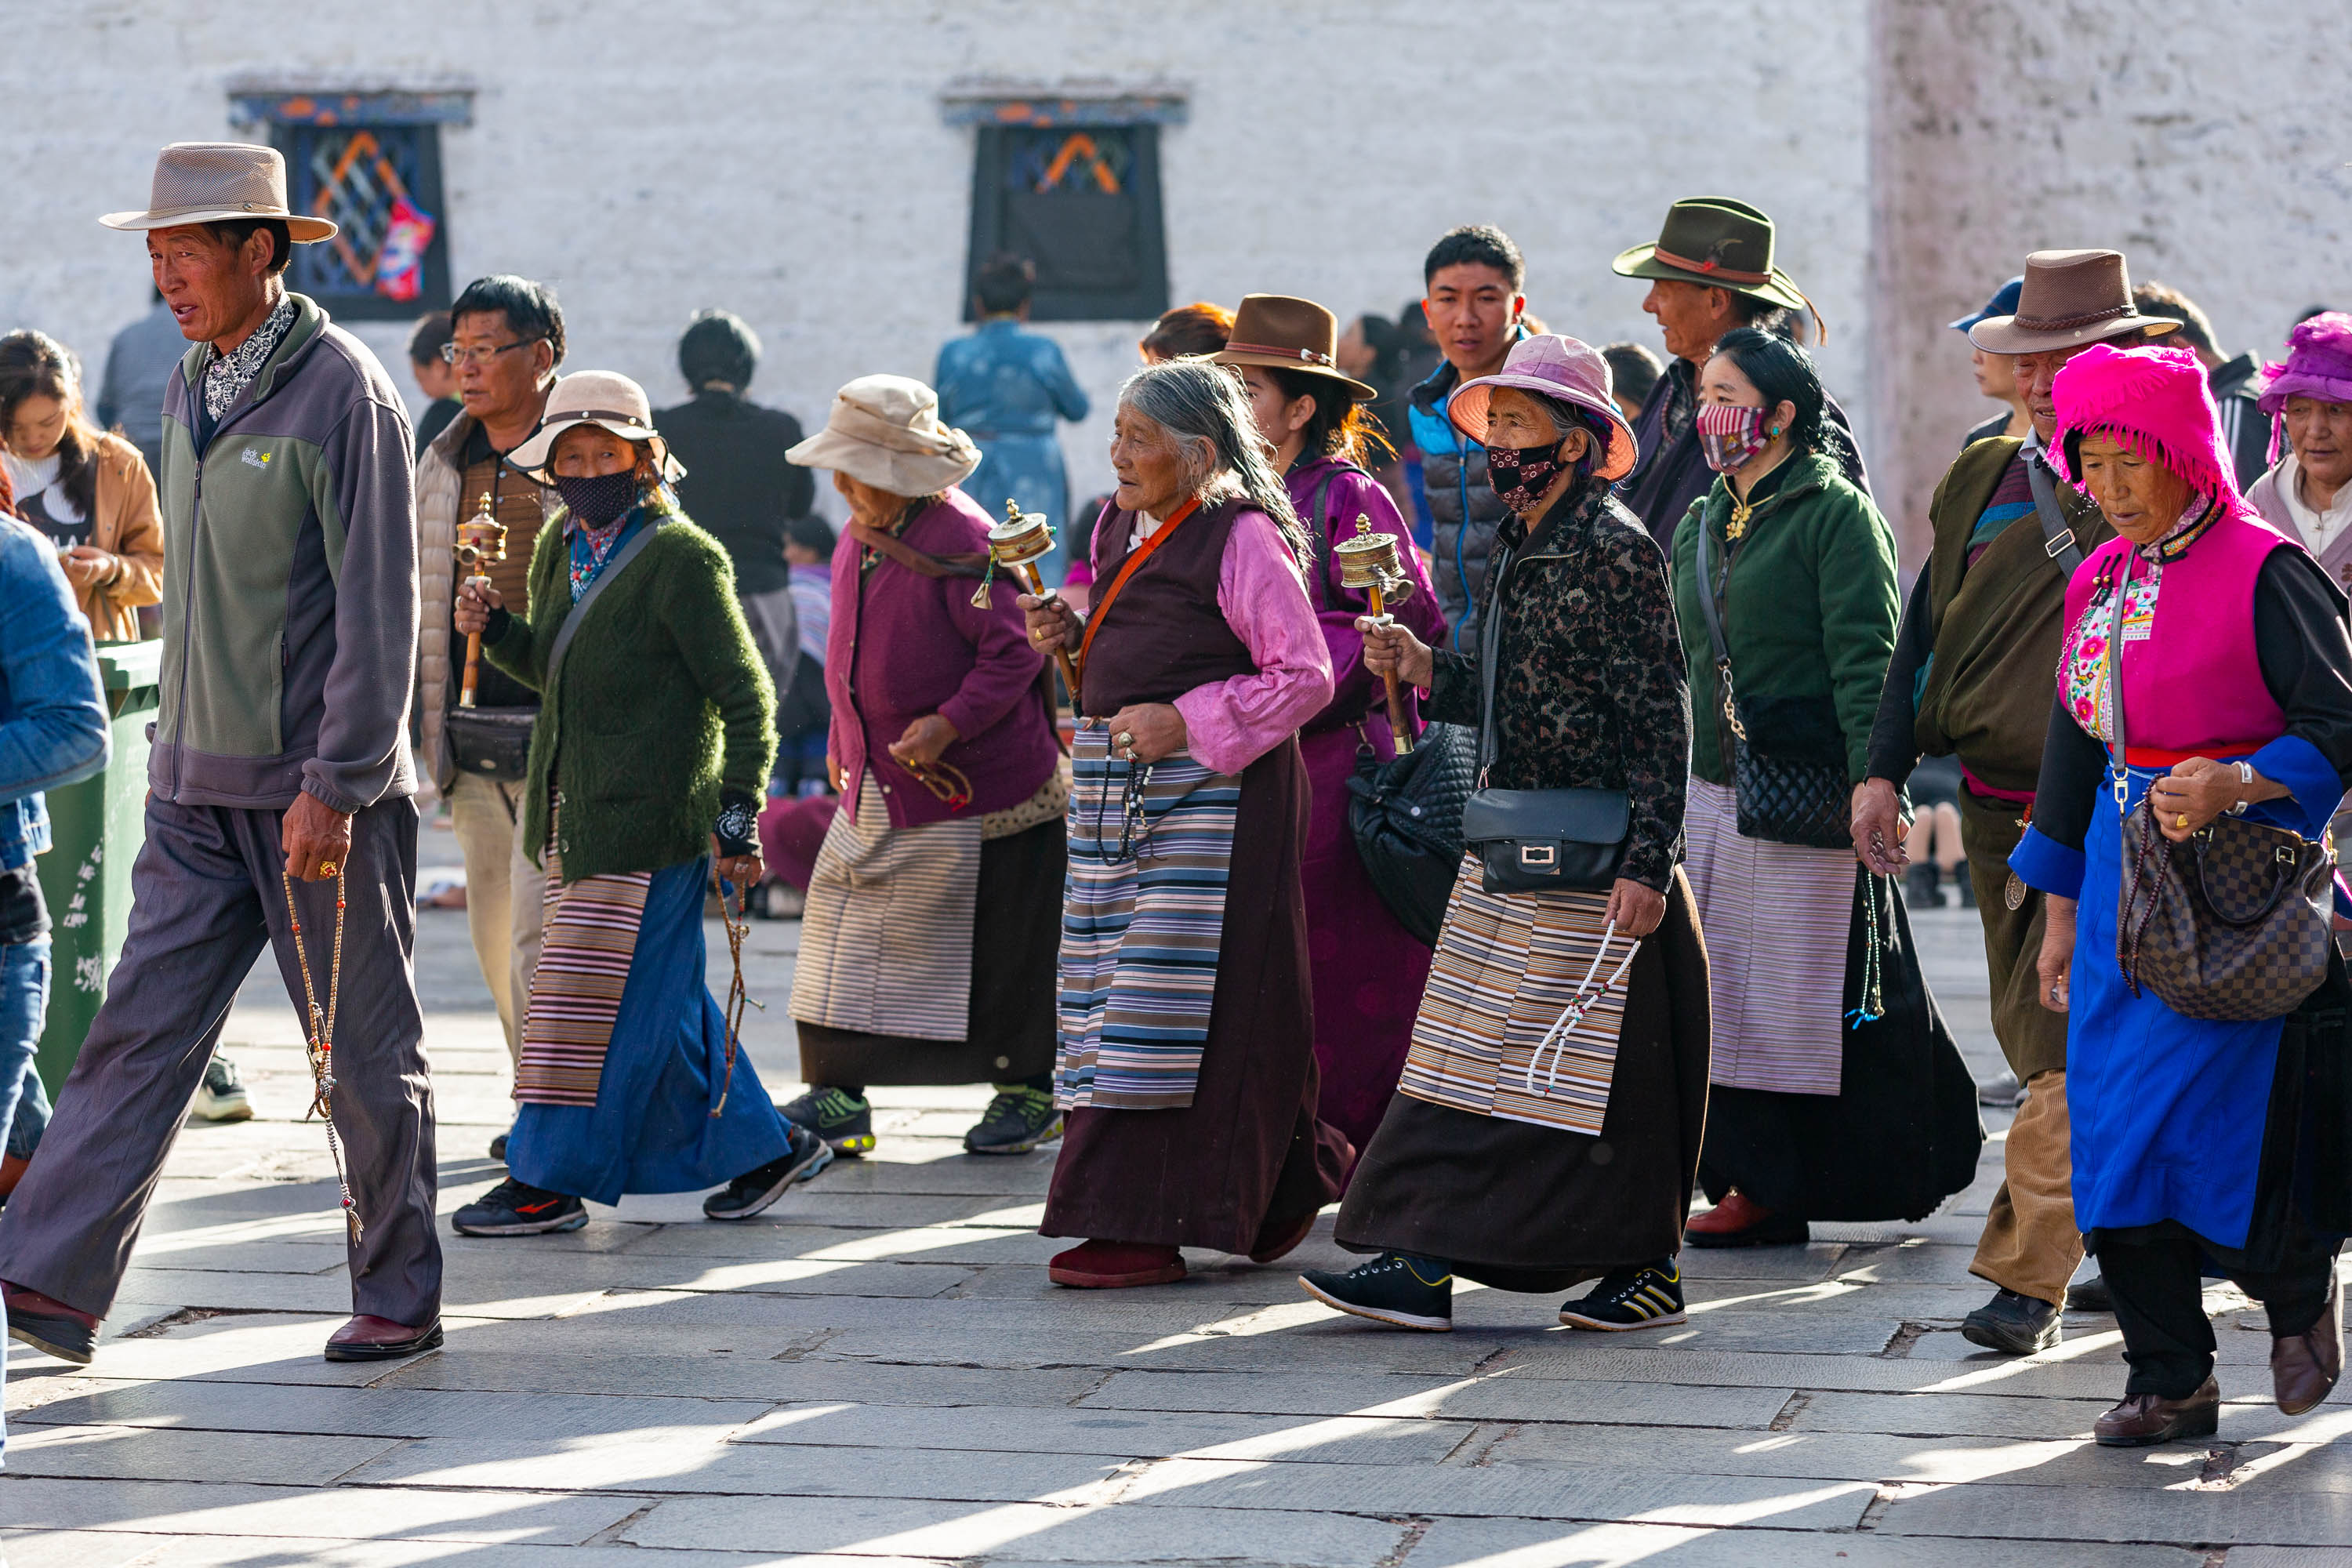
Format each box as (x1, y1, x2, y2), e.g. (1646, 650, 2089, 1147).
(1, 938, 53, 1162)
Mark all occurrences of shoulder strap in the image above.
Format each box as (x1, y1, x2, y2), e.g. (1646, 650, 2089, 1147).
(1301, 463, 1376, 614)
(844, 519, 988, 579)
(1693, 508, 1733, 673)
(2026, 453, 2085, 577)
(1475, 542, 1514, 777)
(546, 521, 663, 694)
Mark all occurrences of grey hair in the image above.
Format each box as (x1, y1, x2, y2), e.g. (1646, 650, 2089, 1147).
(1116, 360, 1309, 559)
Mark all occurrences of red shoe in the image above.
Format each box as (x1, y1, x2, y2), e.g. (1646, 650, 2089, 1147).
(1684, 1190, 1809, 1248)
(1048, 1240, 1186, 1288)
(1248, 1210, 1319, 1265)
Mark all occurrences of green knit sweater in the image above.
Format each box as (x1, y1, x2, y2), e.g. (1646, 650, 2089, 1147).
(1669, 451, 1900, 788)
(484, 502, 775, 882)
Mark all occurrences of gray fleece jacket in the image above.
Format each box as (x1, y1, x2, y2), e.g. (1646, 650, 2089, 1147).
(152, 291, 419, 814)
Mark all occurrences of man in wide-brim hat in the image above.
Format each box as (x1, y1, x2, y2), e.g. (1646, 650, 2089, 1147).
(0, 142, 442, 1370)
(1610, 196, 1868, 553)
(1854, 247, 2177, 1356)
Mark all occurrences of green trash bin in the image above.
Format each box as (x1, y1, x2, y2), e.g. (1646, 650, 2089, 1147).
(33, 639, 162, 1097)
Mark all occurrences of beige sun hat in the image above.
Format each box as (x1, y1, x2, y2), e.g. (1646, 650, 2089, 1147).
(786, 375, 981, 496)
(100, 143, 339, 242)
(508, 371, 686, 485)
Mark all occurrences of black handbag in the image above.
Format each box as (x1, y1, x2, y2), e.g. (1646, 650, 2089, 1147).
(1346, 720, 1475, 946)
(1693, 512, 1852, 848)
(445, 706, 535, 779)
(1455, 538, 1632, 896)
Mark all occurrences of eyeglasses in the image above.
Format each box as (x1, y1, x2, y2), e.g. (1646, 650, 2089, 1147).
(441, 337, 545, 368)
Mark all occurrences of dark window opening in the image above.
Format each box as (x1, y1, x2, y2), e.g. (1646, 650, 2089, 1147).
(964, 124, 1168, 323)
(271, 122, 452, 318)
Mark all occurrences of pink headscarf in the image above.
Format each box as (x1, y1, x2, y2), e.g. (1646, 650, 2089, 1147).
(2048, 343, 2246, 514)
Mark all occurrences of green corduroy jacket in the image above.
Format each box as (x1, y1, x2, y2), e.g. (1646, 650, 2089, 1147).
(484, 499, 775, 882)
(1669, 450, 1900, 788)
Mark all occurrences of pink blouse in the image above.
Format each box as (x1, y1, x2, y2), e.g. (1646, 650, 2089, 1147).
(1134, 508, 1334, 775)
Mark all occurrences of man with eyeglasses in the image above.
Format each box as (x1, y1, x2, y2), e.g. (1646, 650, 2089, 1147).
(413, 276, 564, 1158)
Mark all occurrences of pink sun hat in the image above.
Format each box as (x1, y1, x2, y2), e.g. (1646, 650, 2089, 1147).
(1446, 334, 1639, 482)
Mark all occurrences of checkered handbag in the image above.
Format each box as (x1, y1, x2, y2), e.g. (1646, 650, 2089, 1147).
(2118, 797, 2336, 1022)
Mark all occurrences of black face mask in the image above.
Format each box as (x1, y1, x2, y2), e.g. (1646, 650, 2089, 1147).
(554, 470, 639, 528)
(1484, 440, 1568, 514)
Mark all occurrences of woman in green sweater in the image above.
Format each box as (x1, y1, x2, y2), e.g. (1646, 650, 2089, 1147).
(1671, 330, 1970, 1247)
(447, 372, 831, 1236)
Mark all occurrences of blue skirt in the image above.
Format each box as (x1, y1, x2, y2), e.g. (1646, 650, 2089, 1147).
(2069, 771, 2285, 1248)
(507, 857, 789, 1206)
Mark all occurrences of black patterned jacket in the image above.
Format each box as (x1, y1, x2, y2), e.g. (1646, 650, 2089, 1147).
(1425, 482, 1690, 891)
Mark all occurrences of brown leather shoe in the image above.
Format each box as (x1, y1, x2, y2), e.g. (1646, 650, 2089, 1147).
(2273, 1276, 2343, 1415)
(2094, 1377, 2220, 1446)
(324, 1314, 444, 1363)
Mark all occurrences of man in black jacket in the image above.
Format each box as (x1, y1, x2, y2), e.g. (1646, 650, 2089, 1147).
(658, 310, 815, 712)
(2133, 281, 2276, 491)
(1610, 197, 1866, 554)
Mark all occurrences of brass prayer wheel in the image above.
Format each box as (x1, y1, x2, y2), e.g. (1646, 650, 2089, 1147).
(455, 492, 509, 710)
(1336, 514, 1417, 755)
(985, 499, 1058, 572)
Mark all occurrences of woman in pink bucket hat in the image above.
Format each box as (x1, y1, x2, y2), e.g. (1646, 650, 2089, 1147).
(1301, 334, 1715, 1334)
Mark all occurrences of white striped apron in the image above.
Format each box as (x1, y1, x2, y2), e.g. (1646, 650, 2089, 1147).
(1682, 777, 1852, 1094)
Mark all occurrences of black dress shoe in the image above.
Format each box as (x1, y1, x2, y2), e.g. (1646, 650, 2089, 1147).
(2096, 1377, 2220, 1446)
(1962, 1287, 2063, 1354)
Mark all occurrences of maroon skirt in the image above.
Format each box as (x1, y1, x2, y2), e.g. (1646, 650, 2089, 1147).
(1042, 735, 1353, 1253)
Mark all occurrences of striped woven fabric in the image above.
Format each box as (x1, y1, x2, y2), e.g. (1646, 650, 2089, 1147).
(1682, 777, 1852, 1095)
(788, 775, 983, 1041)
(514, 851, 653, 1107)
(1054, 727, 1240, 1111)
(1397, 856, 1635, 1134)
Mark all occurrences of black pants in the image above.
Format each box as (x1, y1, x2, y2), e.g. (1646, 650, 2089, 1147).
(2099, 1229, 2337, 1398)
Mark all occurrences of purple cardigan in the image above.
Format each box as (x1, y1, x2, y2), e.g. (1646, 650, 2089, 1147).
(826, 486, 1057, 828)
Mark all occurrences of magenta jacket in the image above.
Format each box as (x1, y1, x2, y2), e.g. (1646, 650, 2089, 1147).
(826, 486, 1057, 828)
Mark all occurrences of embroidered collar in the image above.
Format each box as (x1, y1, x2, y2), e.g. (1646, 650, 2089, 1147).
(203, 293, 297, 423)
(2137, 495, 2219, 563)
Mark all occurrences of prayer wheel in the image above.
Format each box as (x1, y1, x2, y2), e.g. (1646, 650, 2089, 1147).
(1333, 515, 1416, 754)
(454, 492, 509, 710)
(985, 499, 1082, 699)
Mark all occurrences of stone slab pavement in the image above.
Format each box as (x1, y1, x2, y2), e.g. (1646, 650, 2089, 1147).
(5, 817, 2347, 1565)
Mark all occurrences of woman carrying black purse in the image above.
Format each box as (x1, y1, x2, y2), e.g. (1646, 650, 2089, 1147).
(1671, 328, 1980, 1248)
(1300, 335, 1713, 1334)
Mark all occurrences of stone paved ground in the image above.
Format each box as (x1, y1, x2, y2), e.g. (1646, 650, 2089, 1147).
(5, 821, 2350, 1566)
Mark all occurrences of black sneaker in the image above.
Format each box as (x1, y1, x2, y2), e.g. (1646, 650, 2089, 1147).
(1560, 1261, 1688, 1330)
(452, 1178, 587, 1236)
(191, 1054, 253, 1123)
(777, 1087, 876, 1156)
(703, 1124, 836, 1220)
(1962, 1287, 2063, 1354)
(1298, 1253, 1454, 1331)
(964, 1087, 1063, 1155)
(2069, 1272, 2114, 1313)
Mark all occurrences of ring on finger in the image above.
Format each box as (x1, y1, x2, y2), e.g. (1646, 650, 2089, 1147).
(1114, 731, 1134, 748)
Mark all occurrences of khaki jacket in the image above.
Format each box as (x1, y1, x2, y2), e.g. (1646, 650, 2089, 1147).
(414, 408, 558, 799)
(77, 432, 166, 643)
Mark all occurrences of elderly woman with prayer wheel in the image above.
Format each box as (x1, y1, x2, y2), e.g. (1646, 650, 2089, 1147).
(447, 372, 826, 1236)
(779, 375, 1067, 1158)
(2011, 343, 2352, 1446)
(1295, 335, 1711, 1332)
(1211, 294, 1447, 1152)
(1018, 358, 1349, 1288)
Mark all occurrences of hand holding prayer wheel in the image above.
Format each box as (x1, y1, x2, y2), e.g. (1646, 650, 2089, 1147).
(1358, 616, 1435, 691)
(1334, 516, 1419, 753)
(453, 492, 509, 710)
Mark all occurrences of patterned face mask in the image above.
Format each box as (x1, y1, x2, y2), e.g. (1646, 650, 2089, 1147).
(554, 469, 640, 527)
(1697, 402, 1773, 473)
(1485, 439, 1568, 514)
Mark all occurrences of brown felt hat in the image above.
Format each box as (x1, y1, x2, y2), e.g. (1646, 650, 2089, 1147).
(1209, 295, 1377, 401)
(1966, 249, 2180, 355)
(1610, 197, 1809, 314)
(100, 142, 338, 242)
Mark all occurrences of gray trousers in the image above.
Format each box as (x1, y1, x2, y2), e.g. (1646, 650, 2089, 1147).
(0, 797, 441, 1324)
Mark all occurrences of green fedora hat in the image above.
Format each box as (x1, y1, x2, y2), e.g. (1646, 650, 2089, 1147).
(1611, 196, 1812, 316)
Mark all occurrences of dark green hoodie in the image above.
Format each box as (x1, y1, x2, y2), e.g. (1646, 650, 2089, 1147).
(1669, 450, 1899, 787)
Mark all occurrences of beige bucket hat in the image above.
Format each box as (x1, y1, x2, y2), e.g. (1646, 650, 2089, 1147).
(508, 371, 686, 485)
(100, 143, 339, 242)
(786, 375, 981, 496)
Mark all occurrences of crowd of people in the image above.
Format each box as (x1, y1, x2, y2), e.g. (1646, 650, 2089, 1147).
(1, 140, 2349, 1457)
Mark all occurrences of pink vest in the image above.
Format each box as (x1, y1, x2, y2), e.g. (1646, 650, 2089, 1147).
(2060, 510, 2295, 764)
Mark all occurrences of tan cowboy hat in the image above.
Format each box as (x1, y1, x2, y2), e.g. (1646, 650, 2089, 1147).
(786, 374, 982, 495)
(1611, 197, 1810, 315)
(100, 143, 339, 243)
(1209, 294, 1377, 401)
(508, 371, 686, 485)
(1967, 250, 2180, 355)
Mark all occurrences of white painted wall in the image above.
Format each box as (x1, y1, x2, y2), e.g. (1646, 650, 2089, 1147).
(5, 0, 1872, 515)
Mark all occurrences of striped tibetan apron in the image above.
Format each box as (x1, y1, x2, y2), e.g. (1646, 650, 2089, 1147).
(1396, 856, 1636, 1134)
(1053, 724, 1240, 1111)
(514, 826, 653, 1107)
